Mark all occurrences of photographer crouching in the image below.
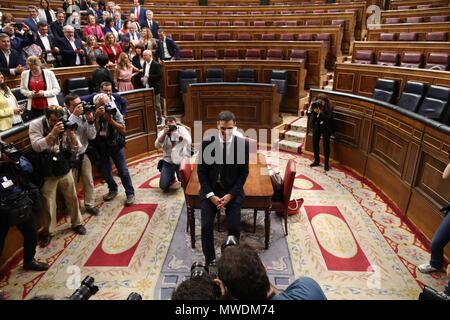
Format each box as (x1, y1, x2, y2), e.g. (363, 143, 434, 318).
(0, 141, 49, 271)
(64, 93, 99, 216)
(29, 105, 87, 248)
(155, 116, 192, 191)
(90, 93, 135, 206)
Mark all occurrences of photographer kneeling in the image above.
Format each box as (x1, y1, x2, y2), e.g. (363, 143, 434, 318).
(155, 116, 191, 191)
(29, 105, 86, 248)
(0, 141, 49, 271)
(90, 93, 135, 206)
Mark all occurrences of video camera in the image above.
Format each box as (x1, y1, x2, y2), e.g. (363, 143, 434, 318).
(104, 104, 117, 116)
(0, 142, 22, 164)
(69, 276, 99, 300)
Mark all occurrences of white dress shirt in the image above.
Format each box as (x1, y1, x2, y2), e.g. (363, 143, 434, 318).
(68, 38, 81, 65)
(40, 35, 55, 61)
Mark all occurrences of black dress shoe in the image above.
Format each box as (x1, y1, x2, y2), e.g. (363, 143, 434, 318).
(324, 164, 330, 171)
(309, 162, 320, 167)
(85, 206, 99, 216)
(73, 225, 87, 235)
(23, 260, 49, 271)
(39, 234, 52, 248)
(103, 191, 118, 201)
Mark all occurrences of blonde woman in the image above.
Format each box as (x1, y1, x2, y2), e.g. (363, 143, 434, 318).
(101, 31, 122, 64)
(116, 52, 140, 92)
(85, 35, 103, 65)
(20, 56, 60, 121)
(0, 72, 23, 131)
(140, 27, 161, 61)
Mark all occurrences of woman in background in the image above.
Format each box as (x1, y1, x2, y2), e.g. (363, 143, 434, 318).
(116, 52, 140, 92)
(38, 0, 57, 24)
(101, 31, 122, 64)
(0, 72, 23, 131)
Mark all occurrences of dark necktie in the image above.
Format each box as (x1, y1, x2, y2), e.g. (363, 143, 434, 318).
(220, 142, 227, 186)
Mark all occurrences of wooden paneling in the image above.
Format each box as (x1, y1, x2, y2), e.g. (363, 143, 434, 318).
(162, 59, 308, 114)
(381, 7, 450, 24)
(367, 22, 450, 41)
(352, 41, 450, 63)
(0, 88, 157, 267)
(306, 89, 450, 258)
(176, 40, 323, 87)
(164, 25, 343, 62)
(157, 13, 355, 54)
(389, 0, 449, 10)
(333, 63, 450, 98)
(183, 83, 281, 142)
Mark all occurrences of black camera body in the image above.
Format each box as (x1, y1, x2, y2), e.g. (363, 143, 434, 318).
(126, 292, 142, 300)
(190, 260, 218, 279)
(104, 104, 117, 116)
(419, 285, 450, 300)
(69, 276, 99, 300)
(59, 113, 79, 131)
(0, 142, 22, 164)
(13, 23, 23, 31)
(312, 100, 322, 110)
(168, 125, 178, 132)
(82, 101, 96, 114)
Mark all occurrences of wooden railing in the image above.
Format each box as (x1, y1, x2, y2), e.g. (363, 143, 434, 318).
(307, 89, 450, 258)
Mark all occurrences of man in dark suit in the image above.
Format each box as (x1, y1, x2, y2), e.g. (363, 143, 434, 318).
(35, 22, 60, 67)
(141, 49, 162, 124)
(22, 6, 40, 34)
(50, 9, 67, 39)
(130, 0, 146, 25)
(81, 81, 128, 115)
(0, 34, 25, 76)
(157, 29, 180, 61)
(197, 111, 250, 265)
(140, 10, 159, 39)
(57, 25, 85, 67)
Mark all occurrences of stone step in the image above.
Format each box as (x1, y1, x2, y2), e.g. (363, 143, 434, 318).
(284, 130, 307, 143)
(290, 117, 308, 131)
(278, 139, 303, 154)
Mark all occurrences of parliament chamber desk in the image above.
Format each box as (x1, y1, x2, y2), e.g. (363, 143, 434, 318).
(366, 22, 450, 41)
(333, 63, 450, 98)
(0, 88, 157, 267)
(380, 7, 450, 24)
(388, 0, 449, 10)
(183, 82, 282, 140)
(307, 89, 450, 258)
(185, 153, 273, 249)
(162, 59, 308, 115)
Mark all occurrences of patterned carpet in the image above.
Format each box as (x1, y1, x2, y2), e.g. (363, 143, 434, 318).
(0, 151, 448, 300)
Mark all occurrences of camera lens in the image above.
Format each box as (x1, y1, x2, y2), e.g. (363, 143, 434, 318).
(191, 262, 208, 279)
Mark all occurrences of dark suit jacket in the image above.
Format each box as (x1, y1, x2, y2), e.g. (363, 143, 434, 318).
(197, 135, 249, 202)
(90, 67, 117, 93)
(130, 6, 147, 24)
(10, 32, 34, 52)
(158, 37, 180, 60)
(57, 37, 85, 67)
(310, 110, 334, 135)
(50, 21, 65, 39)
(140, 20, 160, 39)
(80, 92, 128, 115)
(35, 34, 58, 53)
(142, 59, 162, 94)
(0, 49, 24, 75)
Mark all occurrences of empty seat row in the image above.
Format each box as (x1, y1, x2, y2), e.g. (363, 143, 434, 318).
(164, 19, 345, 27)
(178, 32, 332, 43)
(372, 79, 450, 125)
(156, 9, 356, 15)
(378, 32, 448, 42)
(354, 51, 449, 71)
(179, 69, 289, 95)
(178, 48, 308, 63)
(384, 15, 449, 24)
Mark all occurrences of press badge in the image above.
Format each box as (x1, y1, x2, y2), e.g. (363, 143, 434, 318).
(1, 176, 14, 189)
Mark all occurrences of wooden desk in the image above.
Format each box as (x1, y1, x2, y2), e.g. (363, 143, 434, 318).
(185, 154, 274, 249)
(381, 7, 450, 24)
(389, 0, 448, 10)
(367, 22, 450, 41)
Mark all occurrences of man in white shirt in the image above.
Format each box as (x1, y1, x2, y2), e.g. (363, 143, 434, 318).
(127, 23, 140, 42)
(141, 50, 162, 125)
(155, 116, 192, 191)
(58, 25, 85, 67)
(36, 22, 60, 67)
(157, 29, 180, 61)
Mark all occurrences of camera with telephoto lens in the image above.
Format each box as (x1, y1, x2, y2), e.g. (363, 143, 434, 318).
(69, 276, 99, 300)
(104, 104, 117, 116)
(59, 113, 78, 131)
(191, 260, 218, 279)
(308, 99, 322, 114)
(0, 142, 22, 164)
(81, 101, 96, 114)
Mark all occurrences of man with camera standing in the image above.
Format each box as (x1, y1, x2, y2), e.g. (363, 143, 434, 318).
(0, 141, 49, 271)
(29, 105, 86, 248)
(155, 116, 191, 191)
(91, 93, 135, 206)
(64, 93, 99, 216)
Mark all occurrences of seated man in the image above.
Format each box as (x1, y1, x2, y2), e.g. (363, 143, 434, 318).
(155, 116, 191, 191)
(0, 141, 49, 271)
(81, 81, 126, 114)
(217, 244, 327, 300)
(90, 93, 135, 206)
(197, 111, 249, 265)
(28, 105, 87, 247)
